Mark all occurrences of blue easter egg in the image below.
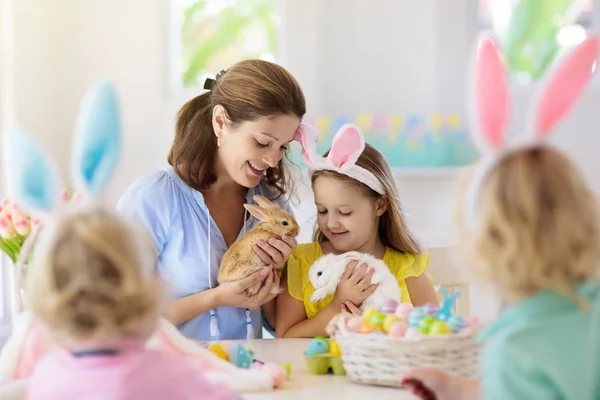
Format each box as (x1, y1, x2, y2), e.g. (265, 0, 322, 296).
(407, 306, 426, 327)
(446, 315, 466, 333)
(228, 343, 252, 368)
(423, 302, 439, 317)
(306, 338, 330, 356)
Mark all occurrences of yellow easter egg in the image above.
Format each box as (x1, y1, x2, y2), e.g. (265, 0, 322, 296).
(330, 340, 342, 356)
(383, 314, 402, 334)
(208, 343, 228, 360)
(362, 307, 377, 324)
(359, 323, 376, 334)
(357, 114, 373, 131)
(390, 115, 403, 129)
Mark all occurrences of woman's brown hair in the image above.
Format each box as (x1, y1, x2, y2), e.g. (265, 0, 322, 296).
(168, 59, 306, 198)
(311, 144, 421, 254)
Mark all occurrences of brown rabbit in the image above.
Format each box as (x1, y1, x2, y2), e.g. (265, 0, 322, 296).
(217, 195, 300, 297)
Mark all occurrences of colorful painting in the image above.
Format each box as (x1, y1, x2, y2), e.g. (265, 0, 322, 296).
(290, 114, 479, 168)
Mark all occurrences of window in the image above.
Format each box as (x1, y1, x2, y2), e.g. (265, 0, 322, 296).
(478, 0, 595, 84)
(170, 0, 279, 91)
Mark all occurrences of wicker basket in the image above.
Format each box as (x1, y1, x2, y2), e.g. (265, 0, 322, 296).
(326, 313, 483, 387)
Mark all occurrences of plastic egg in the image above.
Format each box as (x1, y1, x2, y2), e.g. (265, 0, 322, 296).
(346, 317, 363, 332)
(394, 302, 413, 319)
(418, 316, 435, 334)
(447, 315, 466, 333)
(383, 314, 402, 333)
(207, 343, 228, 360)
(229, 343, 252, 368)
(388, 321, 408, 337)
(407, 307, 426, 327)
(465, 316, 480, 328)
(404, 327, 423, 339)
(362, 307, 377, 323)
(380, 299, 399, 314)
(306, 337, 330, 356)
(359, 323, 377, 334)
(370, 312, 386, 329)
(423, 302, 439, 317)
(429, 321, 452, 335)
(330, 340, 342, 356)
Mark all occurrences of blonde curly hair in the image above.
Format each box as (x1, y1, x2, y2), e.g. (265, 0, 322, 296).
(463, 146, 600, 305)
(26, 207, 161, 342)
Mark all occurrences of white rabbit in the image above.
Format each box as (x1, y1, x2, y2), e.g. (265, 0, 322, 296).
(309, 251, 401, 311)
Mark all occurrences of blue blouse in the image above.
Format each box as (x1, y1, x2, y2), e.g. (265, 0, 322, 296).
(116, 167, 293, 341)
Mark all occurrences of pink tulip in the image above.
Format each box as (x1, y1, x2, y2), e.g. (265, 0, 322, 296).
(13, 218, 30, 236)
(32, 218, 41, 229)
(70, 192, 82, 202)
(61, 189, 70, 203)
(0, 215, 16, 239)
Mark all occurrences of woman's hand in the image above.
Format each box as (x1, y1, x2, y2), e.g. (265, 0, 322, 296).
(331, 261, 378, 308)
(216, 269, 278, 310)
(254, 235, 297, 270)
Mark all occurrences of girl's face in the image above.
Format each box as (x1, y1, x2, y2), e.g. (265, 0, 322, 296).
(313, 175, 386, 253)
(213, 106, 299, 188)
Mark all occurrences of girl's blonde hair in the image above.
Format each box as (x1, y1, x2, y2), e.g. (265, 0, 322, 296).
(311, 143, 420, 254)
(26, 208, 161, 341)
(468, 146, 600, 303)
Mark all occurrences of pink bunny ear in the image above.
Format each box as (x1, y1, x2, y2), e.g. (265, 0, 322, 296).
(327, 124, 365, 170)
(527, 34, 599, 139)
(294, 123, 319, 166)
(468, 34, 510, 152)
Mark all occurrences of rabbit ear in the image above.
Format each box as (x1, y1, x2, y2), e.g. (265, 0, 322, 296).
(71, 81, 122, 197)
(294, 123, 320, 167)
(243, 204, 267, 221)
(3, 126, 62, 214)
(327, 124, 365, 171)
(525, 34, 598, 140)
(467, 33, 511, 153)
(253, 195, 273, 209)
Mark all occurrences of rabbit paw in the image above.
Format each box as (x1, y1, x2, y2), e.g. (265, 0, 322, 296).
(310, 289, 327, 303)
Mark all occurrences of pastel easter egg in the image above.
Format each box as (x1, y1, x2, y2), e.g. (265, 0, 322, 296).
(207, 343, 228, 360)
(389, 321, 408, 337)
(395, 302, 414, 319)
(346, 317, 363, 332)
(465, 316, 480, 328)
(359, 323, 377, 334)
(306, 338, 329, 356)
(404, 327, 423, 339)
(447, 315, 466, 333)
(370, 312, 387, 329)
(418, 316, 435, 334)
(408, 307, 426, 327)
(229, 343, 252, 368)
(423, 302, 439, 317)
(383, 314, 402, 333)
(429, 321, 452, 335)
(330, 340, 342, 357)
(380, 299, 400, 314)
(362, 307, 377, 324)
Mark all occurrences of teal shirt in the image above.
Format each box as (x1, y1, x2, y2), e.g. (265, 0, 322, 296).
(477, 281, 600, 400)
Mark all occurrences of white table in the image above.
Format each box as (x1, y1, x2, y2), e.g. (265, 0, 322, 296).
(244, 339, 417, 399)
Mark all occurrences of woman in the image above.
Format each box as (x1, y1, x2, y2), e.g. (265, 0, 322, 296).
(117, 60, 306, 341)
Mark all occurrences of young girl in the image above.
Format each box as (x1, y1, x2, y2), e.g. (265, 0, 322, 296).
(25, 208, 237, 400)
(276, 124, 438, 338)
(401, 34, 600, 399)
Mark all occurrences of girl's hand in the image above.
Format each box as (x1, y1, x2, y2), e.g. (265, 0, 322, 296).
(216, 269, 277, 310)
(341, 301, 362, 315)
(254, 235, 298, 270)
(332, 261, 378, 308)
(401, 367, 481, 400)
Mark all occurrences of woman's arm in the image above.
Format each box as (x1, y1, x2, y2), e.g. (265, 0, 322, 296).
(405, 274, 439, 306)
(163, 289, 221, 326)
(275, 270, 341, 338)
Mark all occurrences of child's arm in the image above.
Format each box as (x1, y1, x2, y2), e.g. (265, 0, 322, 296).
(401, 368, 481, 400)
(275, 270, 342, 338)
(406, 274, 438, 306)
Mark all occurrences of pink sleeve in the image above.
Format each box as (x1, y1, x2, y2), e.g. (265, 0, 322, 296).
(179, 366, 240, 400)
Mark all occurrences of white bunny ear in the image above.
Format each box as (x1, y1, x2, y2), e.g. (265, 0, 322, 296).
(3, 126, 62, 215)
(71, 81, 122, 197)
(467, 33, 511, 153)
(294, 123, 320, 167)
(327, 124, 365, 171)
(525, 34, 599, 140)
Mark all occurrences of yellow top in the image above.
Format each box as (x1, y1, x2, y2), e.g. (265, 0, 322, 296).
(286, 242, 430, 318)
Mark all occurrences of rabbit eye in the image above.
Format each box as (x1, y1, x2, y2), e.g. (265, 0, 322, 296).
(281, 220, 289, 226)
(317, 271, 322, 277)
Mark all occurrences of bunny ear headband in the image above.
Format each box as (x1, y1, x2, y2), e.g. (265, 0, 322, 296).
(463, 32, 599, 228)
(294, 123, 386, 195)
(3, 81, 153, 313)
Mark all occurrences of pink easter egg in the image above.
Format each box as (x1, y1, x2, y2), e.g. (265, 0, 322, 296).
(388, 321, 407, 338)
(346, 317, 363, 332)
(262, 363, 287, 388)
(380, 299, 399, 314)
(394, 302, 414, 319)
(465, 316, 480, 327)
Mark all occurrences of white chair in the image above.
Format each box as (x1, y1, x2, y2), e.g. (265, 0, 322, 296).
(426, 245, 472, 316)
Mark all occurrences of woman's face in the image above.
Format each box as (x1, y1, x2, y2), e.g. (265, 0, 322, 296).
(213, 106, 299, 188)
